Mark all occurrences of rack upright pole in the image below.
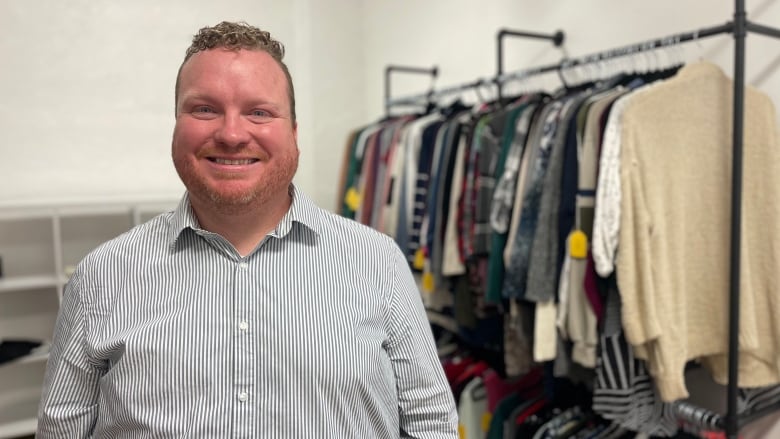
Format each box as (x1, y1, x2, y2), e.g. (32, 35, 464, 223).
(726, 0, 746, 437)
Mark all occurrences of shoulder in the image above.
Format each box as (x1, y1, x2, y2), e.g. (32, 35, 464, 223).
(79, 212, 174, 269)
(314, 208, 400, 256)
(64, 211, 174, 303)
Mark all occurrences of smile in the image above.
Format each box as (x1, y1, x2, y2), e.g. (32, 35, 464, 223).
(208, 158, 259, 165)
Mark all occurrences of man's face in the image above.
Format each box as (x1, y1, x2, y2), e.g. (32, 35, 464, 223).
(172, 48, 298, 214)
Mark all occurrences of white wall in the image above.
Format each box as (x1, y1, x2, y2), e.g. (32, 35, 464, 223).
(1, 1, 779, 212)
(0, 0, 365, 210)
(361, 0, 780, 122)
(296, 0, 366, 210)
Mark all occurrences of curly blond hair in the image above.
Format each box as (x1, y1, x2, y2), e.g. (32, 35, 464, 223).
(175, 21, 296, 124)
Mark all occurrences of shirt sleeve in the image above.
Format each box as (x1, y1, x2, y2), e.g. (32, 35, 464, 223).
(36, 269, 102, 438)
(592, 94, 629, 277)
(385, 244, 459, 438)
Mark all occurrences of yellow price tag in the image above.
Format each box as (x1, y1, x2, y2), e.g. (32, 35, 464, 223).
(413, 248, 426, 270)
(422, 272, 435, 293)
(344, 187, 362, 211)
(569, 229, 588, 259)
(481, 412, 492, 432)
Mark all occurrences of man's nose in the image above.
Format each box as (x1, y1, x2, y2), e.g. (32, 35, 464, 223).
(214, 113, 251, 147)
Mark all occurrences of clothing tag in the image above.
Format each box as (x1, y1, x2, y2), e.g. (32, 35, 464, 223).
(481, 412, 492, 432)
(413, 248, 426, 270)
(345, 187, 362, 211)
(510, 299, 520, 318)
(569, 229, 588, 259)
(422, 272, 435, 293)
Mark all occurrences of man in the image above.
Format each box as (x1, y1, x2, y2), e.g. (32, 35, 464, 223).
(37, 21, 458, 438)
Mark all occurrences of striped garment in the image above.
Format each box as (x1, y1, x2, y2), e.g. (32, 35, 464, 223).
(593, 277, 780, 436)
(592, 277, 678, 437)
(36, 185, 458, 438)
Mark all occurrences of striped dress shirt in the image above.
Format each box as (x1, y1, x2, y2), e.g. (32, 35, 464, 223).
(36, 185, 458, 438)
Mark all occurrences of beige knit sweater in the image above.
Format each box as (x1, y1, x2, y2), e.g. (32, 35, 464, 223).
(616, 61, 780, 402)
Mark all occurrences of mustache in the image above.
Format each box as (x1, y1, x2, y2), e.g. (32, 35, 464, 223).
(195, 147, 271, 161)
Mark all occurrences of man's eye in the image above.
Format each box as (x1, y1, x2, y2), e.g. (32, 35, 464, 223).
(194, 106, 215, 114)
(251, 109, 270, 117)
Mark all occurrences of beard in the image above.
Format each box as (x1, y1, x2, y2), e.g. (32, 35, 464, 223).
(173, 147, 299, 216)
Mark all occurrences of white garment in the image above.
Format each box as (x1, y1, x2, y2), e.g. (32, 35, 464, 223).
(591, 82, 660, 277)
(441, 123, 468, 276)
(534, 300, 558, 362)
(458, 377, 487, 439)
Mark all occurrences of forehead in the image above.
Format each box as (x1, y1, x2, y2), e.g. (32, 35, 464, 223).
(179, 48, 288, 94)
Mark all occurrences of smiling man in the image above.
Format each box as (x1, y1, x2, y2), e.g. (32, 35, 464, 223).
(173, 43, 299, 256)
(36, 21, 458, 438)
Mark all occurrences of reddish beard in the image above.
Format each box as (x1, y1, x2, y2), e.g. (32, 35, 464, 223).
(173, 148, 299, 215)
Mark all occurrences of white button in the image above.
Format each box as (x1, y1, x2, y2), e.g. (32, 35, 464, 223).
(238, 321, 249, 331)
(238, 262, 248, 270)
(238, 392, 248, 402)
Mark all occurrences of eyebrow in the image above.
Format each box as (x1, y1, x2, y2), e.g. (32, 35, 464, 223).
(180, 93, 282, 108)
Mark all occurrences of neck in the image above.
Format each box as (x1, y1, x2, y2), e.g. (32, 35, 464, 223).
(189, 190, 293, 257)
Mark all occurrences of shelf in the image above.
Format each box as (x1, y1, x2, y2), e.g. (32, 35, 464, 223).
(0, 208, 54, 221)
(0, 275, 60, 294)
(0, 371, 46, 439)
(0, 197, 179, 438)
(0, 417, 37, 439)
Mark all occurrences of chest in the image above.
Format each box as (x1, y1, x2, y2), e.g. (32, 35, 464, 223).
(86, 260, 390, 400)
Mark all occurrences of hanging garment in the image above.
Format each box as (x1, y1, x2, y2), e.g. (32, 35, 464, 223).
(564, 87, 627, 369)
(458, 376, 488, 439)
(340, 123, 383, 219)
(503, 101, 554, 269)
(441, 114, 473, 276)
(616, 61, 780, 401)
(428, 118, 467, 289)
(502, 100, 564, 300)
(487, 100, 541, 307)
(592, 276, 679, 437)
(525, 92, 589, 304)
(591, 82, 655, 277)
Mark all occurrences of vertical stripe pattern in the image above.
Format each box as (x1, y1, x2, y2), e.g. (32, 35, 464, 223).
(37, 186, 458, 438)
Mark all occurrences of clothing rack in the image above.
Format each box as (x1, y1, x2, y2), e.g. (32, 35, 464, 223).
(383, 2, 780, 437)
(385, 28, 566, 110)
(383, 65, 438, 117)
(495, 28, 565, 101)
(386, 76, 493, 108)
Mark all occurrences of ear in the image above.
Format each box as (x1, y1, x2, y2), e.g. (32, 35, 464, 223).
(293, 122, 298, 144)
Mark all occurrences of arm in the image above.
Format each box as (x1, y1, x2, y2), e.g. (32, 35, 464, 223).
(37, 270, 102, 438)
(385, 245, 458, 439)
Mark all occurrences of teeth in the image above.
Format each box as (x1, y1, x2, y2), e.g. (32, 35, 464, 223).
(213, 158, 254, 165)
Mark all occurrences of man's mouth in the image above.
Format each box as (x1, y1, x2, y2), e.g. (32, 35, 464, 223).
(208, 158, 259, 165)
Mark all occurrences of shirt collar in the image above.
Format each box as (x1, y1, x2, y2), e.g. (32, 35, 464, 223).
(273, 184, 323, 238)
(166, 184, 322, 248)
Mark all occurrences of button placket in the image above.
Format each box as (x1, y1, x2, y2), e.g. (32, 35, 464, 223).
(233, 258, 255, 430)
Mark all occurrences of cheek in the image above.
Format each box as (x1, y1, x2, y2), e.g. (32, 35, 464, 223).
(173, 122, 209, 154)
(255, 125, 297, 149)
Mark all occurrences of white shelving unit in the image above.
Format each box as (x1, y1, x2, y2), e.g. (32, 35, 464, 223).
(0, 198, 178, 439)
